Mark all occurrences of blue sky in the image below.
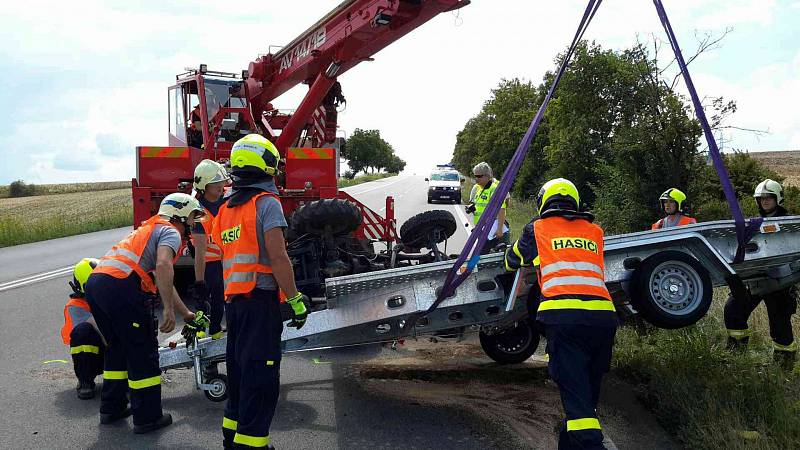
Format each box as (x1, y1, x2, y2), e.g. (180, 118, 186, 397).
(1, 0, 798, 184)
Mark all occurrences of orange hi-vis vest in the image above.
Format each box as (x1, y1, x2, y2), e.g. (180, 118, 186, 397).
(61, 297, 92, 345)
(193, 206, 223, 262)
(94, 216, 178, 294)
(651, 215, 697, 230)
(533, 216, 615, 324)
(213, 192, 279, 298)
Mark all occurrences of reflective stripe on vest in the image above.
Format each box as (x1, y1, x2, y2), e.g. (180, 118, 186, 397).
(534, 216, 613, 313)
(652, 215, 696, 230)
(473, 179, 506, 224)
(61, 297, 92, 345)
(213, 192, 278, 297)
(194, 206, 223, 262)
(93, 216, 177, 294)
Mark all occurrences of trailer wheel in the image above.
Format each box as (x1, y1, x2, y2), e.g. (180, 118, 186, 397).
(291, 199, 362, 236)
(479, 320, 539, 364)
(399, 210, 457, 249)
(203, 374, 228, 402)
(630, 251, 712, 329)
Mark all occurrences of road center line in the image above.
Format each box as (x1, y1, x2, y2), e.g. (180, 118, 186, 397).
(0, 266, 73, 293)
(343, 176, 407, 195)
(453, 203, 474, 235)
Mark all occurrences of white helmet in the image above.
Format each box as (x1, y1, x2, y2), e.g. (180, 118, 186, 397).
(193, 159, 230, 191)
(158, 193, 206, 223)
(754, 179, 783, 205)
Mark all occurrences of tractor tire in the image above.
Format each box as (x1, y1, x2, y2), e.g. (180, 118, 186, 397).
(399, 209, 457, 249)
(479, 320, 539, 364)
(629, 251, 712, 329)
(291, 199, 362, 236)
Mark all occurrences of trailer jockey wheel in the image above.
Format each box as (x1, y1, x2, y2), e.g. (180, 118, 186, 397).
(291, 199, 362, 236)
(479, 320, 539, 365)
(399, 210, 457, 250)
(630, 251, 712, 329)
(203, 374, 228, 402)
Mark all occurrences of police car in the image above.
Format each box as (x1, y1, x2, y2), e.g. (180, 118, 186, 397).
(425, 169, 463, 203)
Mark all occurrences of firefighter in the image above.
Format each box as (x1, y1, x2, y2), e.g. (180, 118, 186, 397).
(505, 178, 616, 450)
(466, 162, 510, 254)
(213, 134, 308, 449)
(61, 258, 105, 400)
(188, 105, 204, 148)
(86, 193, 203, 434)
(191, 159, 231, 352)
(724, 179, 797, 370)
(651, 188, 696, 229)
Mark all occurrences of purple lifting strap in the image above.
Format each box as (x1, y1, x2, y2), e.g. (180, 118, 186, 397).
(418, 0, 756, 323)
(652, 0, 761, 262)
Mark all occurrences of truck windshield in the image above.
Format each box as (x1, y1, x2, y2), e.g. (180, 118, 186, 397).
(204, 79, 253, 142)
(431, 172, 459, 181)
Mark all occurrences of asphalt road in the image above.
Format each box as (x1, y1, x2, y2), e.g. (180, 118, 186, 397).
(0, 175, 499, 450)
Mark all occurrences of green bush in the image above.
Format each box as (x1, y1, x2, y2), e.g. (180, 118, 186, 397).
(8, 180, 36, 197)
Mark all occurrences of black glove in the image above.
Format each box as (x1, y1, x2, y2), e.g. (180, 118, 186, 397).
(465, 203, 476, 214)
(181, 311, 211, 342)
(286, 292, 310, 330)
(192, 281, 209, 310)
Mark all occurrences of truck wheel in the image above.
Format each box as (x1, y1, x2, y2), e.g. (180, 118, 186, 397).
(630, 251, 712, 329)
(203, 374, 228, 402)
(291, 199, 361, 236)
(399, 209, 457, 248)
(479, 320, 539, 364)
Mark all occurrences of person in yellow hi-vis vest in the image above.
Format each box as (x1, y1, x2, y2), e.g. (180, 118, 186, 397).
(466, 161, 510, 254)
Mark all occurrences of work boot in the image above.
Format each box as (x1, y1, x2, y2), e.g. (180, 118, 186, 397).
(133, 413, 173, 434)
(726, 336, 749, 351)
(76, 380, 96, 400)
(773, 350, 797, 372)
(100, 407, 132, 425)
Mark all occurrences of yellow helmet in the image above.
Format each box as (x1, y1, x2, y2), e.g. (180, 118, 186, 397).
(537, 178, 580, 214)
(71, 258, 98, 295)
(659, 188, 687, 213)
(193, 159, 230, 191)
(230, 134, 280, 176)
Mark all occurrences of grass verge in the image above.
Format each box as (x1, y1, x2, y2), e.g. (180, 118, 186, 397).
(0, 189, 132, 247)
(338, 173, 397, 188)
(613, 290, 800, 449)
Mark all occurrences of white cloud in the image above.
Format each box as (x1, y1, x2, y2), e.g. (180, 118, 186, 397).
(0, 0, 794, 183)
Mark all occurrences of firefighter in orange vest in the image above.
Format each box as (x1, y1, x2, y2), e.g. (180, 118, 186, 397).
(61, 258, 105, 400)
(85, 193, 204, 434)
(505, 178, 616, 450)
(651, 188, 696, 229)
(191, 160, 231, 345)
(213, 134, 309, 450)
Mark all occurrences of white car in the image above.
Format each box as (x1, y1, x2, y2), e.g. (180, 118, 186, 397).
(425, 170, 463, 204)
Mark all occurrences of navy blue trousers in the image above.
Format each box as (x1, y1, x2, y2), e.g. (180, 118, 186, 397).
(86, 273, 163, 425)
(205, 260, 225, 337)
(545, 324, 616, 450)
(69, 322, 105, 383)
(222, 289, 283, 449)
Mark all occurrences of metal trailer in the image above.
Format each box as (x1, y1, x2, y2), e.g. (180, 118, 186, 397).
(159, 216, 800, 401)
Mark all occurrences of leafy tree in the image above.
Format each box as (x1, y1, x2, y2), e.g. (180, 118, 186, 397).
(9, 180, 36, 197)
(345, 128, 405, 175)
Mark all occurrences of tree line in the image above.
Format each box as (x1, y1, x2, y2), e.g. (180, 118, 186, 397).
(342, 129, 406, 178)
(451, 41, 795, 234)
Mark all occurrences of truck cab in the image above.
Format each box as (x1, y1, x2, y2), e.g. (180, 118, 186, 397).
(426, 169, 463, 204)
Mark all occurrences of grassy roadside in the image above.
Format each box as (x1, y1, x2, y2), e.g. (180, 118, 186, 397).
(613, 292, 800, 449)
(0, 181, 129, 198)
(338, 173, 396, 189)
(0, 189, 132, 247)
(499, 192, 800, 448)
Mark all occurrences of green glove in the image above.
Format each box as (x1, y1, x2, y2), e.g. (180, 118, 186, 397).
(182, 311, 211, 341)
(286, 292, 309, 330)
